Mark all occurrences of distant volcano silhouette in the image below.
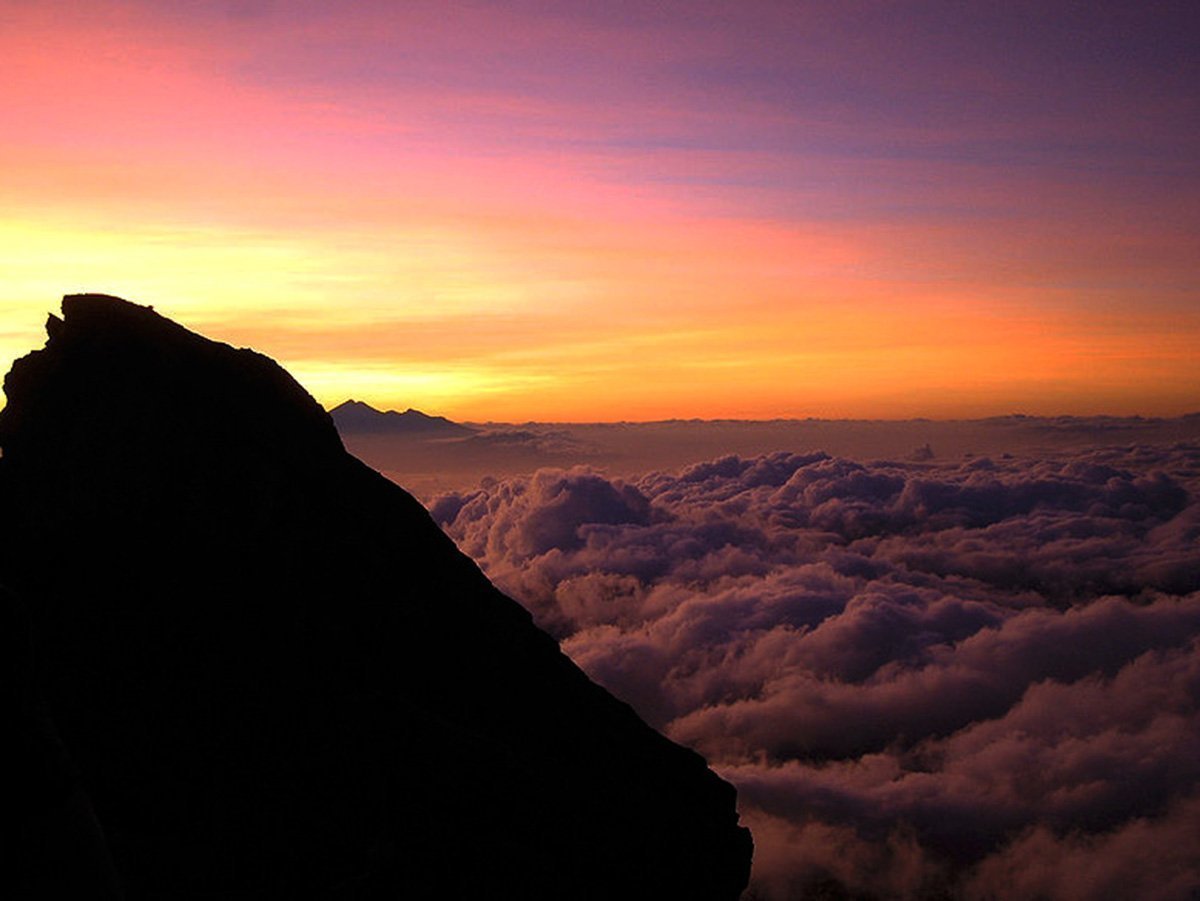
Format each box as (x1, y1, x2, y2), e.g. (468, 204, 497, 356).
(330, 399, 475, 436)
(0, 295, 751, 899)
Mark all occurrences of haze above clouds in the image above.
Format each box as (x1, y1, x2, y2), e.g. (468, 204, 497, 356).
(339, 411, 1200, 498)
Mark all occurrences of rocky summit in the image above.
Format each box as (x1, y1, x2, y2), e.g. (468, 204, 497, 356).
(0, 294, 751, 899)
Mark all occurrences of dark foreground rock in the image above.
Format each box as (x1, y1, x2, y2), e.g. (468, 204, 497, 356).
(0, 295, 751, 899)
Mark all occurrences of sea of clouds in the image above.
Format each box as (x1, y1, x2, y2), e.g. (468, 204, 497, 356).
(428, 443, 1200, 899)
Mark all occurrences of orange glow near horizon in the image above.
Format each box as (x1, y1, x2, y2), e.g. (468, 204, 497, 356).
(1, 2, 1197, 422)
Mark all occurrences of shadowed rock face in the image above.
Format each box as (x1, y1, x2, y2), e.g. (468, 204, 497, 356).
(0, 295, 751, 899)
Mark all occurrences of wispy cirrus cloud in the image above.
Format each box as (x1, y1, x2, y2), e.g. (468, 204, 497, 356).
(2, 1, 1197, 419)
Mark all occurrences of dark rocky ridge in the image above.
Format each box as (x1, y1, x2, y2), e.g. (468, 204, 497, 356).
(0, 295, 751, 898)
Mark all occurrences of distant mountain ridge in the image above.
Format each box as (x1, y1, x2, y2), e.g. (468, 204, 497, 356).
(330, 399, 474, 436)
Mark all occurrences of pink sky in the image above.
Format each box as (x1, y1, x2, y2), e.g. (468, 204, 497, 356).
(2, 1, 1197, 420)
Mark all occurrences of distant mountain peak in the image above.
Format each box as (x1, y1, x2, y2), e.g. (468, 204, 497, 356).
(330, 398, 474, 436)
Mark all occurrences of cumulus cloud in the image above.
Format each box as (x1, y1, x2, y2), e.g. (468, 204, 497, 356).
(430, 443, 1200, 899)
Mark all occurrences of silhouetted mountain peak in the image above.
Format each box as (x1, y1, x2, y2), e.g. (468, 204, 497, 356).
(0, 294, 751, 899)
(2, 294, 342, 476)
(332, 398, 375, 412)
(330, 398, 474, 436)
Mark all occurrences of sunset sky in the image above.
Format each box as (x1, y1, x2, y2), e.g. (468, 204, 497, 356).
(2, 0, 1197, 421)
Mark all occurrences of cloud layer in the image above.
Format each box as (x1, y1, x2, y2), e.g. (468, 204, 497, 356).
(430, 443, 1200, 899)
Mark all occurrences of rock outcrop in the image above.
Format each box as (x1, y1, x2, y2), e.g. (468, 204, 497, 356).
(0, 295, 752, 899)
